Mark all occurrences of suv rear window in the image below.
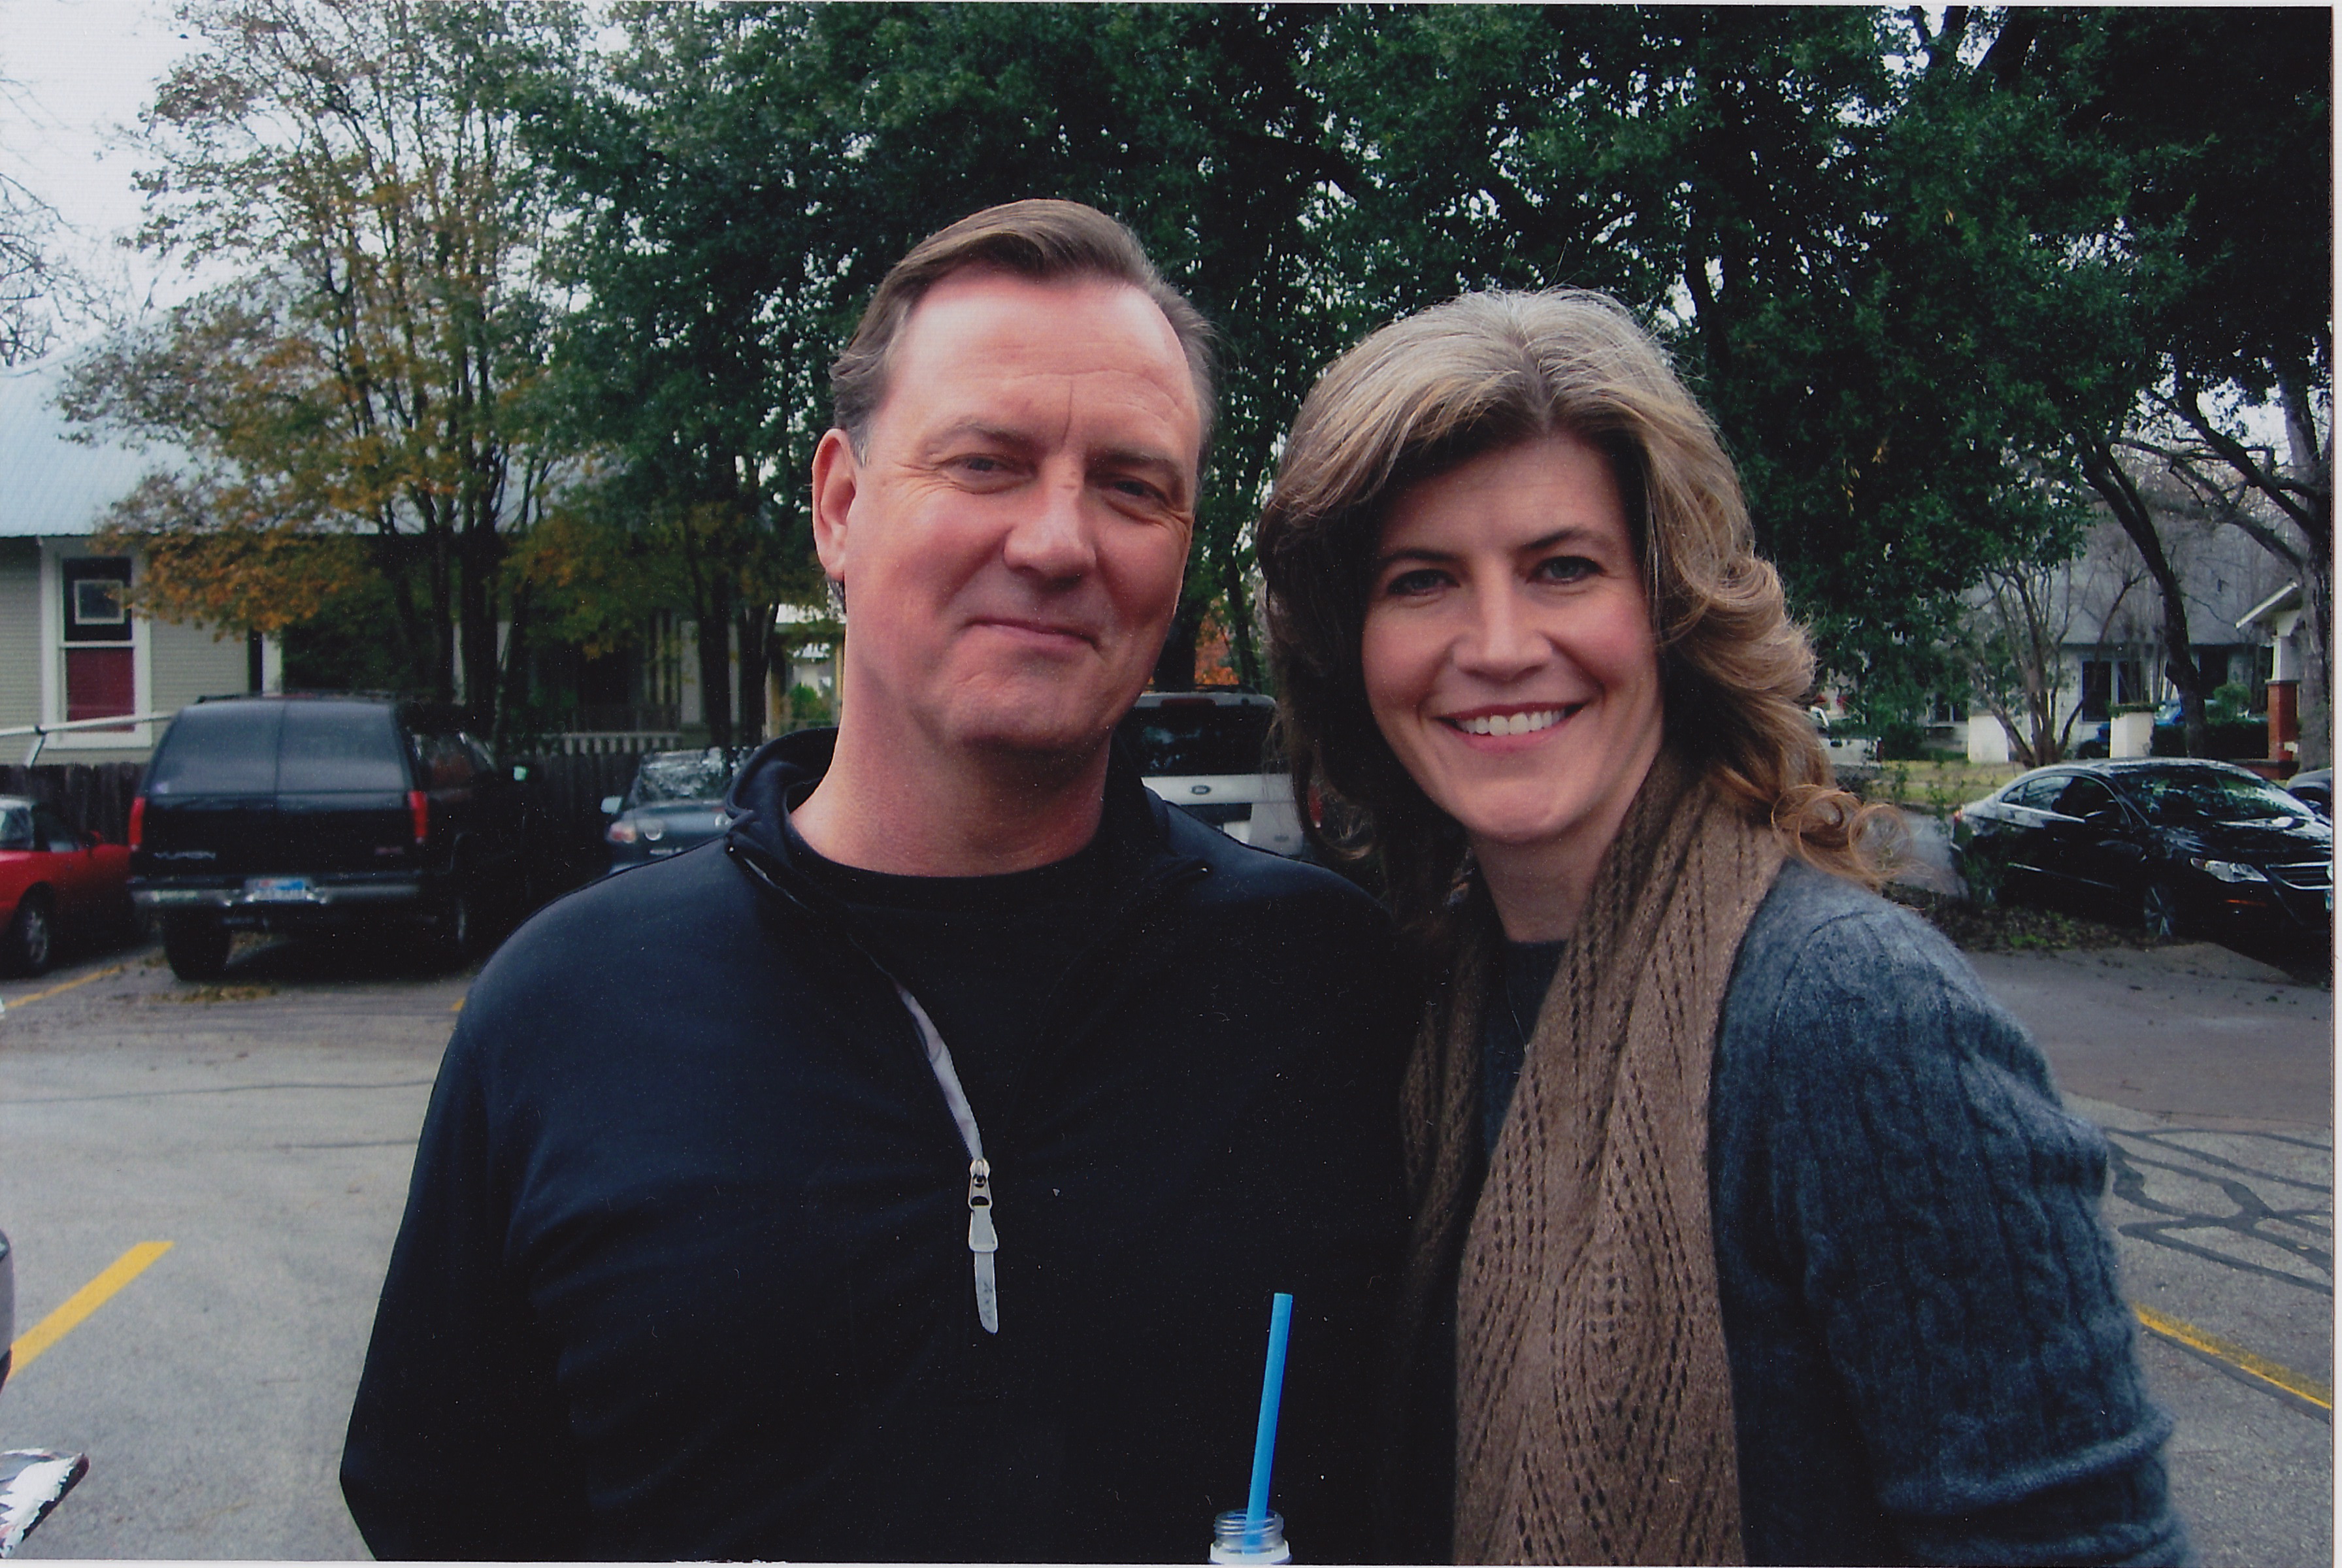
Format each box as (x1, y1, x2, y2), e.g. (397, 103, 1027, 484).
(280, 704, 409, 792)
(145, 702, 412, 796)
(1119, 702, 1281, 776)
(145, 703, 286, 796)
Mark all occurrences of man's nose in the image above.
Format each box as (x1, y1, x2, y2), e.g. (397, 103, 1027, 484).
(1000, 467, 1098, 582)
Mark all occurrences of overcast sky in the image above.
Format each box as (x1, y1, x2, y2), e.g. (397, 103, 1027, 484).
(1, 0, 207, 336)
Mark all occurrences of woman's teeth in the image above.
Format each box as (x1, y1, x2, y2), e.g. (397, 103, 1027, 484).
(1456, 709, 1564, 737)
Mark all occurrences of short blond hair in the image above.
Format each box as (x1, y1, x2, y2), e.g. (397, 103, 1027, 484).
(1257, 290, 1883, 932)
(829, 198, 1216, 462)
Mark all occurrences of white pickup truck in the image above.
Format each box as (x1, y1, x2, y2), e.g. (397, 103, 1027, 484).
(1810, 710, 1879, 774)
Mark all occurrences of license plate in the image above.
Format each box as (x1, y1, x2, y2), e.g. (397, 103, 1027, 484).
(245, 876, 315, 902)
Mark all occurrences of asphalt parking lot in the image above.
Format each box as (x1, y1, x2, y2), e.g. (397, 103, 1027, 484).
(0, 919, 2330, 1563)
(1966, 939, 2333, 1567)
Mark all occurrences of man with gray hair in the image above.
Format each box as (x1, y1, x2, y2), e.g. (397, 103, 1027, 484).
(341, 200, 1410, 1561)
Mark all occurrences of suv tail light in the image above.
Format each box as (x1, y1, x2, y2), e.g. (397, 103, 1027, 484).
(408, 790, 429, 846)
(128, 796, 146, 850)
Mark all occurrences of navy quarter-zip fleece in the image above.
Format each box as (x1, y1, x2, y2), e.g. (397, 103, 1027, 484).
(341, 729, 1411, 1562)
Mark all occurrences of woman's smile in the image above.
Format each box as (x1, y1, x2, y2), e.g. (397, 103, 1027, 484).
(1444, 705, 1575, 740)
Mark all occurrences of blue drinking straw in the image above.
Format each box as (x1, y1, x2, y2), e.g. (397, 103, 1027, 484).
(1244, 1292, 1295, 1548)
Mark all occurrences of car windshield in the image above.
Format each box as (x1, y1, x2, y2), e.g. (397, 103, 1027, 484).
(1119, 702, 1281, 776)
(629, 749, 738, 806)
(2126, 768, 2314, 826)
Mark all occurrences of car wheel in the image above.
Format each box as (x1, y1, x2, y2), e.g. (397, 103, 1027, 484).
(5, 892, 54, 977)
(2140, 881, 2183, 941)
(435, 886, 476, 967)
(161, 915, 231, 981)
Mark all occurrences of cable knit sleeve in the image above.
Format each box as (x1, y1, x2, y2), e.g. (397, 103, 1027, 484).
(1710, 863, 2190, 1567)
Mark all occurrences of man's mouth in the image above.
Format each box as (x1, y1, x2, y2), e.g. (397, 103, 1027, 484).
(1444, 707, 1574, 738)
(976, 617, 1098, 647)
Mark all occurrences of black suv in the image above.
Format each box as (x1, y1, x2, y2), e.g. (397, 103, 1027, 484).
(131, 695, 531, 979)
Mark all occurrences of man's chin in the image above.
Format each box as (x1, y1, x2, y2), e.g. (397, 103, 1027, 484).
(932, 696, 1123, 770)
(956, 721, 1113, 768)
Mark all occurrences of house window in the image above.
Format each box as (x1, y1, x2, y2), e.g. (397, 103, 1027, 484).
(61, 557, 135, 727)
(2079, 658, 2146, 721)
(2079, 661, 2113, 721)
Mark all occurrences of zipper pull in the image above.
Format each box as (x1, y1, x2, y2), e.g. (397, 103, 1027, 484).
(967, 1157, 999, 1334)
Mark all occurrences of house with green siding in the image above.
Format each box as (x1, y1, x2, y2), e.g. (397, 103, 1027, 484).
(1, 358, 267, 764)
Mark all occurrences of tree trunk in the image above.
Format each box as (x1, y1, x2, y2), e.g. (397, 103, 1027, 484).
(495, 590, 533, 753)
(421, 494, 459, 706)
(459, 523, 501, 734)
(2300, 568, 2333, 767)
(1152, 598, 1200, 691)
(378, 529, 430, 693)
(1219, 547, 1261, 689)
(736, 602, 774, 747)
(2081, 440, 2215, 753)
(695, 571, 736, 749)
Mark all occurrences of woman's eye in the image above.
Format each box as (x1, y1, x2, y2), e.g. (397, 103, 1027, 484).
(1534, 555, 1597, 583)
(1382, 567, 1449, 597)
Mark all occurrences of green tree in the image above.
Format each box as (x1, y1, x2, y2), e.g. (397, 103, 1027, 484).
(62, 0, 584, 741)
(499, 3, 2319, 753)
(1315, 7, 2111, 708)
(1850, 9, 2332, 762)
(521, 3, 838, 745)
(2067, 8, 2332, 760)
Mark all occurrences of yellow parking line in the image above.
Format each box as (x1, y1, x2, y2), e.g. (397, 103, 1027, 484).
(9, 1241, 173, 1373)
(3, 964, 125, 1011)
(450, 996, 465, 1013)
(2136, 1303, 2332, 1410)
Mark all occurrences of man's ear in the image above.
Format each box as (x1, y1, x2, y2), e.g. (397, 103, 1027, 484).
(810, 428, 859, 578)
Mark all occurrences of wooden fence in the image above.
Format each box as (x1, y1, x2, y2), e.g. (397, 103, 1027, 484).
(0, 763, 144, 843)
(1, 750, 721, 902)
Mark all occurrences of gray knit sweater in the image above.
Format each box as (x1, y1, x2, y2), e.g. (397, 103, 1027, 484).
(1709, 860, 2189, 1565)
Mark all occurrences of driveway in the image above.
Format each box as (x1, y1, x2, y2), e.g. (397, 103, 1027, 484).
(1965, 936, 2330, 1567)
(1971, 941, 2331, 1130)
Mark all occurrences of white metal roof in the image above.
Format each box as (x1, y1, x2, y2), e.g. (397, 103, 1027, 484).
(0, 355, 186, 538)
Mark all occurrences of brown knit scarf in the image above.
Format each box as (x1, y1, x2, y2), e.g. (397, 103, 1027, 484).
(1395, 750, 1786, 1565)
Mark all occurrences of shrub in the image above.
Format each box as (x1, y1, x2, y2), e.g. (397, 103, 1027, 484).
(786, 683, 833, 729)
(1876, 718, 1931, 760)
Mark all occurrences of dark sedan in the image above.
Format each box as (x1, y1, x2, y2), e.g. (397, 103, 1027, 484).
(1953, 760, 2332, 951)
(2283, 767, 2331, 821)
(601, 748, 748, 874)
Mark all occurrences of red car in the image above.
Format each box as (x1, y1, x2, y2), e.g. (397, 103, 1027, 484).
(0, 796, 134, 975)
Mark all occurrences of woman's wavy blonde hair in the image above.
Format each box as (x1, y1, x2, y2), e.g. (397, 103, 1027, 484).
(1257, 289, 1887, 939)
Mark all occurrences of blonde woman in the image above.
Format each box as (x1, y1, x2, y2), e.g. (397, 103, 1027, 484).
(1257, 291, 2186, 1567)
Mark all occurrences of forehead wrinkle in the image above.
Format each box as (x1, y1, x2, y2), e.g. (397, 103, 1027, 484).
(881, 278, 1202, 472)
(921, 376, 1193, 476)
